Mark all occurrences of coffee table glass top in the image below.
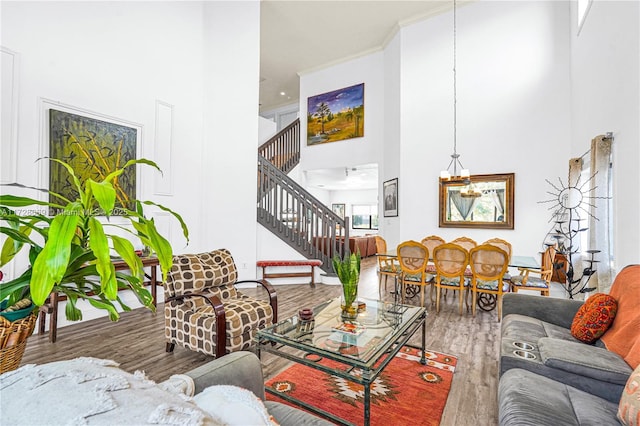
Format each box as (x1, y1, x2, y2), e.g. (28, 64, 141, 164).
(258, 297, 424, 366)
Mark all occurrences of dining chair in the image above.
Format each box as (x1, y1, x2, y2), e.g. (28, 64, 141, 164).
(483, 238, 513, 281)
(397, 241, 430, 308)
(419, 235, 445, 302)
(468, 244, 509, 321)
(432, 243, 469, 315)
(510, 245, 556, 296)
(420, 235, 446, 260)
(483, 238, 512, 262)
(374, 235, 398, 297)
(450, 236, 477, 252)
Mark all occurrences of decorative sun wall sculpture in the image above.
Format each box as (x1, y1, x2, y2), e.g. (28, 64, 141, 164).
(538, 173, 605, 298)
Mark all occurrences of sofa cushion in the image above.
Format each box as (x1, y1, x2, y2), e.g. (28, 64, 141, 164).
(601, 265, 640, 369)
(571, 293, 618, 343)
(618, 364, 640, 425)
(499, 368, 620, 426)
(538, 337, 632, 385)
(192, 385, 277, 425)
(502, 314, 581, 343)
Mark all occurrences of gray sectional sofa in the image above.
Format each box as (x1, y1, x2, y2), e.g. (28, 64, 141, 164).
(498, 264, 640, 425)
(187, 351, 333, 425)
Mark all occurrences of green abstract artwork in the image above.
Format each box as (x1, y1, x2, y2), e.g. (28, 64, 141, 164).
(49, 109, 137, 211)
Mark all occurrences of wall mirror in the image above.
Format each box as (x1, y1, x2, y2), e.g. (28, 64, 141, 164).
(439, 173, 514, 229)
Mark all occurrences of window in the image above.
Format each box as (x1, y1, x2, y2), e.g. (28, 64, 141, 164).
(577, 0, 592, 34)
(352, 204, 378, 230)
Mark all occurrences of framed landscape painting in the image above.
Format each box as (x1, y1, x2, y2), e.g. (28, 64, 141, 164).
(307, 83, 364, 146)
(49, 109, 138, 211)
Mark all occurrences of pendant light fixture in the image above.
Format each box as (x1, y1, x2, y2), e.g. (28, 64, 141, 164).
(440, 0, 471, 183)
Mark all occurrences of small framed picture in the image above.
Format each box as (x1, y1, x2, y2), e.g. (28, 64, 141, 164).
(383, 178, 398, 217)
(332, 203, 345, 219)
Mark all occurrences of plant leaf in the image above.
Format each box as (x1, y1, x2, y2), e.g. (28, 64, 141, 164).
(88, 218, 118, 300)
(111, 235, 144, 282)
(64, 294, 82, 321)
(87, 298, 119, 321)
(140, 200, 190, 243)
(88, 179, 116, 216)
(144, 219, 173, 282)
(30, 209, 80, 305)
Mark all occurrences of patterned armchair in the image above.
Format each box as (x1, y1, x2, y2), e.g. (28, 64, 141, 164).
(164, 249, 277, 358)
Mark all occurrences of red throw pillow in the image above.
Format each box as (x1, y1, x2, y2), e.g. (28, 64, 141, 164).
(571, 293, 618, 344)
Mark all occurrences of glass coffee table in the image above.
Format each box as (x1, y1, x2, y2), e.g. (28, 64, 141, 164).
(256, 296, 427, 426)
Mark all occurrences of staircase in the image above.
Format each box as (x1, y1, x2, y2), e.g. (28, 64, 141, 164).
(257, 118, 348, 273)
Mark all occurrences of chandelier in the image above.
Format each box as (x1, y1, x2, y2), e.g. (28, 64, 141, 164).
(440, 0, 471, 183)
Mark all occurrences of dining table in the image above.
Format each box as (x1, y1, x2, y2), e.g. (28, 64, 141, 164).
(378, 250, 541, 312)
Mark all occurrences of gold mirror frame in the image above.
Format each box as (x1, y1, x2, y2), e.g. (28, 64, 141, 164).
(439, 173, 514, 229)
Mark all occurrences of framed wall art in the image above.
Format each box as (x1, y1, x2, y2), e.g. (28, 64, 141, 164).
(383, 178, 398, 217)
(49, 108, 138, 211)
(307, 83, 364, 146)
(439, 173, 515, 229)
(332, 203, 345, 219)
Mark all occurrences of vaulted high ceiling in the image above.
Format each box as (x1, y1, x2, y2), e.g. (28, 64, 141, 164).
(259, 0, 458, 112)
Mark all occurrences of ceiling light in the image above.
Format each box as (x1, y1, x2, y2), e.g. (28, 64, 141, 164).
(440, 0, 471, 183)
(280, 91, 286, 96)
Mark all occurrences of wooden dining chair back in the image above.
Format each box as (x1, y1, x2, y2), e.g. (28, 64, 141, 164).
(420, 235, 446, 258)
(374, 236, 398, 297)
(450, 236, 477, 253)
(397, 241, 430, 307)
(432, 243, 469, 315)
(469, 244, 509, 321)
(510, 245, 556, 296)
(483, 238, 512, 262)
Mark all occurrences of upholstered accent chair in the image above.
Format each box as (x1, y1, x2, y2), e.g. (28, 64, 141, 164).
(468, 244, 509, 320)
(510, 245, 556, 296)
(164, 249, 277, 358)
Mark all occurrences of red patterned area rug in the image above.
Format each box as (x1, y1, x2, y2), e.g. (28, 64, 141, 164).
(265, 346, 457, 425)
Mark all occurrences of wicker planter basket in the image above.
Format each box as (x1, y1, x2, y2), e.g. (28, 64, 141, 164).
(0, 312, 37, 373)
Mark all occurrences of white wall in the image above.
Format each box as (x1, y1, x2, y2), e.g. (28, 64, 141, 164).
(398, 1, 571, 258)
(1, 1, 261, 326)
(299, 52, 385, 172)
(201, 2, 260, 278)
(381, 31, 402, 249)
(570, 0, 640, 269)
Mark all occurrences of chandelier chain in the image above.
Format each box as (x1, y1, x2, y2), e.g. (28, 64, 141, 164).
(453, 0, 457, 157)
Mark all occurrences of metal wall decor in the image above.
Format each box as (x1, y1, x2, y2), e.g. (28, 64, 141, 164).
(539, 172, 606, 298)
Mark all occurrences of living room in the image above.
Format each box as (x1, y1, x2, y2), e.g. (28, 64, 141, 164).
(1, 0, 638, 424)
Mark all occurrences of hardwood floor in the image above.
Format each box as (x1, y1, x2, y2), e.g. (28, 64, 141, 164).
(20, 256, 502, 425)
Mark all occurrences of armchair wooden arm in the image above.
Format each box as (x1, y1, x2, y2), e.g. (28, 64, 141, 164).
(165, 292, 227, 358)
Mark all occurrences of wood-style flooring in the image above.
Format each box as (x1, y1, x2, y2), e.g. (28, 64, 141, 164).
(20, 256, 502, 425)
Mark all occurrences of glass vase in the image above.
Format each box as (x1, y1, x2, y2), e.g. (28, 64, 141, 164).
(340, 282, 359, 320)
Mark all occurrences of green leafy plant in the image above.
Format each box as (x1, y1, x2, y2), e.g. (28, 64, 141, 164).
(332, 251, 361, 313)
(0, 157, 188, 321)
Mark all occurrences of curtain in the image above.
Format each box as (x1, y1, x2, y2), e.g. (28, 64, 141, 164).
(588, 135, 613, 293)
(489, 189, 505, 219)
(449, 190, 477, 220)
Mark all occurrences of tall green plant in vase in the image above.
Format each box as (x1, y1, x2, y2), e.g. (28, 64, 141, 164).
(332, 251, 361, 320)
(0, 157, 189, 323)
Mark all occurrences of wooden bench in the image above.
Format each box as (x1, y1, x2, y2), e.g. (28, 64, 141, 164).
(256, 259, 323, 286)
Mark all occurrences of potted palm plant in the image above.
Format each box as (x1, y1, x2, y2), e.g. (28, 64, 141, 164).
(0, 157, 188, 371)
